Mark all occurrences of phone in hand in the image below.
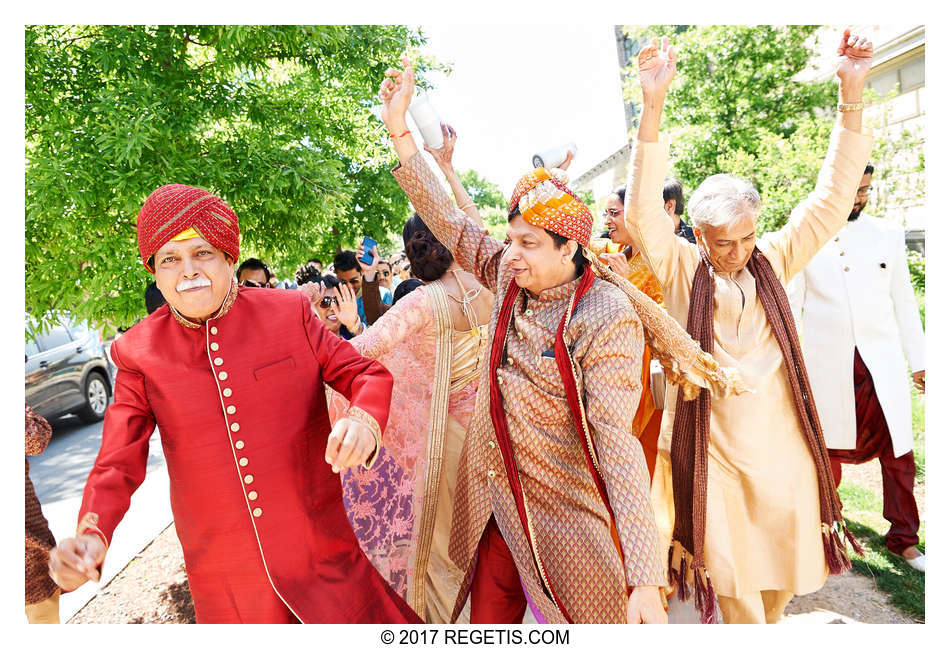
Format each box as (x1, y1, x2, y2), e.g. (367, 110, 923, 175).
(359, 236, 377, 266)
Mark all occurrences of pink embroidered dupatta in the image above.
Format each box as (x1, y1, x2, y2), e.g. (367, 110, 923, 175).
(327, 283, 477, 618)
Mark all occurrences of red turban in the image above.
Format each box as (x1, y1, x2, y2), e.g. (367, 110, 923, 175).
(136, 184, 240, 272)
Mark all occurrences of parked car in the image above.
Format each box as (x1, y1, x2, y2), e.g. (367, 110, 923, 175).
(25, 315, 113, 424)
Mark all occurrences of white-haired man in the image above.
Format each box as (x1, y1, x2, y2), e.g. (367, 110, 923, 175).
(624, 31, 874, 624)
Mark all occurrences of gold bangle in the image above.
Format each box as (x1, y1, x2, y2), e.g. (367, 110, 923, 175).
(458, 202, 476, 211)
(838, 101, 864, 112)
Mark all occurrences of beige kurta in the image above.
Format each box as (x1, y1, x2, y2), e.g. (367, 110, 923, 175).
(627, 125, 873, 598)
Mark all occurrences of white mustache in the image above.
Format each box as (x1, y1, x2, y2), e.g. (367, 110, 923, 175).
(177, 277, 212, 292)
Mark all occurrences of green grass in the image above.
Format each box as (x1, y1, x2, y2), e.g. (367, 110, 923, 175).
(837, 379, 926, 622)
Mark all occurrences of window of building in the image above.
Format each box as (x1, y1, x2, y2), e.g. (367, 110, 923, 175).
(868, 55, 925, 96)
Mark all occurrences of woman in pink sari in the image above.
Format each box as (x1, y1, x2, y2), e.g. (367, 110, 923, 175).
(325, 213, 494, 623)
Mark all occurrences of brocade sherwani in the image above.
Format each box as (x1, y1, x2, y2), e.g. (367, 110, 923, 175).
(77, 286, 420, 623)
(627, 125, 873, 599)
(393, 154, 664, 624)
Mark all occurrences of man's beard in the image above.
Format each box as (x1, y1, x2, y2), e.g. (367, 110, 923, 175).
(848, 204, 864, 221)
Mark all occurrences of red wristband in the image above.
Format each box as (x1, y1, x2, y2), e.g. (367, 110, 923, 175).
(389, 129, 411, 139)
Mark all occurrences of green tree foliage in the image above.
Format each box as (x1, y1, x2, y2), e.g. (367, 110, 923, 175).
(621, 25, 836, 231)
(26, 25, 433, 333)
(458, 169, 506, 210)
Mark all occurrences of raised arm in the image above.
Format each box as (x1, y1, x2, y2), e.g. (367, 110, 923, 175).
(379, 58, 504, 293)
(759, 29, 875, 280)
(625, 37, 698, 290)
(424, 123, 487, 229)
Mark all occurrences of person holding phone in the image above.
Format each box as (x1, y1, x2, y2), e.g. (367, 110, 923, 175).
(334, 248, 393, 326)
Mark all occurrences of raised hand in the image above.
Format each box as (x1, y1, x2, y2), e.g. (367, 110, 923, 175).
(332, 282, 361, 334)
(359, 245, 381, 281)
(424, 123, 458, 173)
(835, 28, 874, 89)
(638, 36, 677, 98)
(556, 148, 574, 171)
(378, 56, 415, 131)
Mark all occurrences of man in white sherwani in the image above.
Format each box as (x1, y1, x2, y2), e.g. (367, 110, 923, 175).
(788, 163, 925, 572)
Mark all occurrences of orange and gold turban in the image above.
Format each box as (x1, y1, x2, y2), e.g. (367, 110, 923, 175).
(508, 168, 593, 247)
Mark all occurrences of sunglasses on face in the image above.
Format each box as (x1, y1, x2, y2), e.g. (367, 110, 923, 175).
(319, 296, 338, 309)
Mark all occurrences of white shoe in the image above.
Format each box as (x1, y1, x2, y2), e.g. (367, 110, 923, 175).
(905, 553, 925, 572)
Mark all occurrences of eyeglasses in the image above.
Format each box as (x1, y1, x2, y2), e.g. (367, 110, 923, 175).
(319, 296, 338, 309)
(602, 208, 622, 218)
(856, 186, 873, 197)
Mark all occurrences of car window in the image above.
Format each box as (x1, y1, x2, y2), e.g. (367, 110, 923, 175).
(25, 339, 40, 357)
(69, 320, 89, 340)
(37, 325, 73, 351)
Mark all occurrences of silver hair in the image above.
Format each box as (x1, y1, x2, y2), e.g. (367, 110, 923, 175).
(687, 174, 761, 231)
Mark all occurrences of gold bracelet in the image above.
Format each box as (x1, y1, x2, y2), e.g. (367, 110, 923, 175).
(458, 202, 476, 211)
(838, 101, 864, 112)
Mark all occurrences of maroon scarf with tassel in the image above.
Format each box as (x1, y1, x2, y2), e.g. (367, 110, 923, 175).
(669, 247, 862, 623)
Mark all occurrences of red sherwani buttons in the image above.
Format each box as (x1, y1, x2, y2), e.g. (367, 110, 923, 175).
(239, 458, 249, 467)
(235, 440, 245, 449)
(218, 371, 228, 380)
(210, 342, 219, 351)
(227, 405, 236, 414)
(252, 508, 263, 517)
(214, 358, 224, 366)
(210, 326, 218, 335)
(231, 423, 240, 432)
(247, 491, 258, 500)
(222, 388, 232, 397)
(244, 474, 254, 484)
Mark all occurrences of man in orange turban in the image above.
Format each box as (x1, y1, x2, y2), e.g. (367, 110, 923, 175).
(379, 57, 744, 625)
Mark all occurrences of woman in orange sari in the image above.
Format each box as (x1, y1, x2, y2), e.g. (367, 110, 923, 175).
(590, 185, 665, 480)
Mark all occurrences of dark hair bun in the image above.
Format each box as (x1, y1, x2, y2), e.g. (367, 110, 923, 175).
(402, 214, 453, 282)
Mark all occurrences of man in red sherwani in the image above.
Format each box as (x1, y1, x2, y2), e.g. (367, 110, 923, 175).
(48, 184, 421, 624)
